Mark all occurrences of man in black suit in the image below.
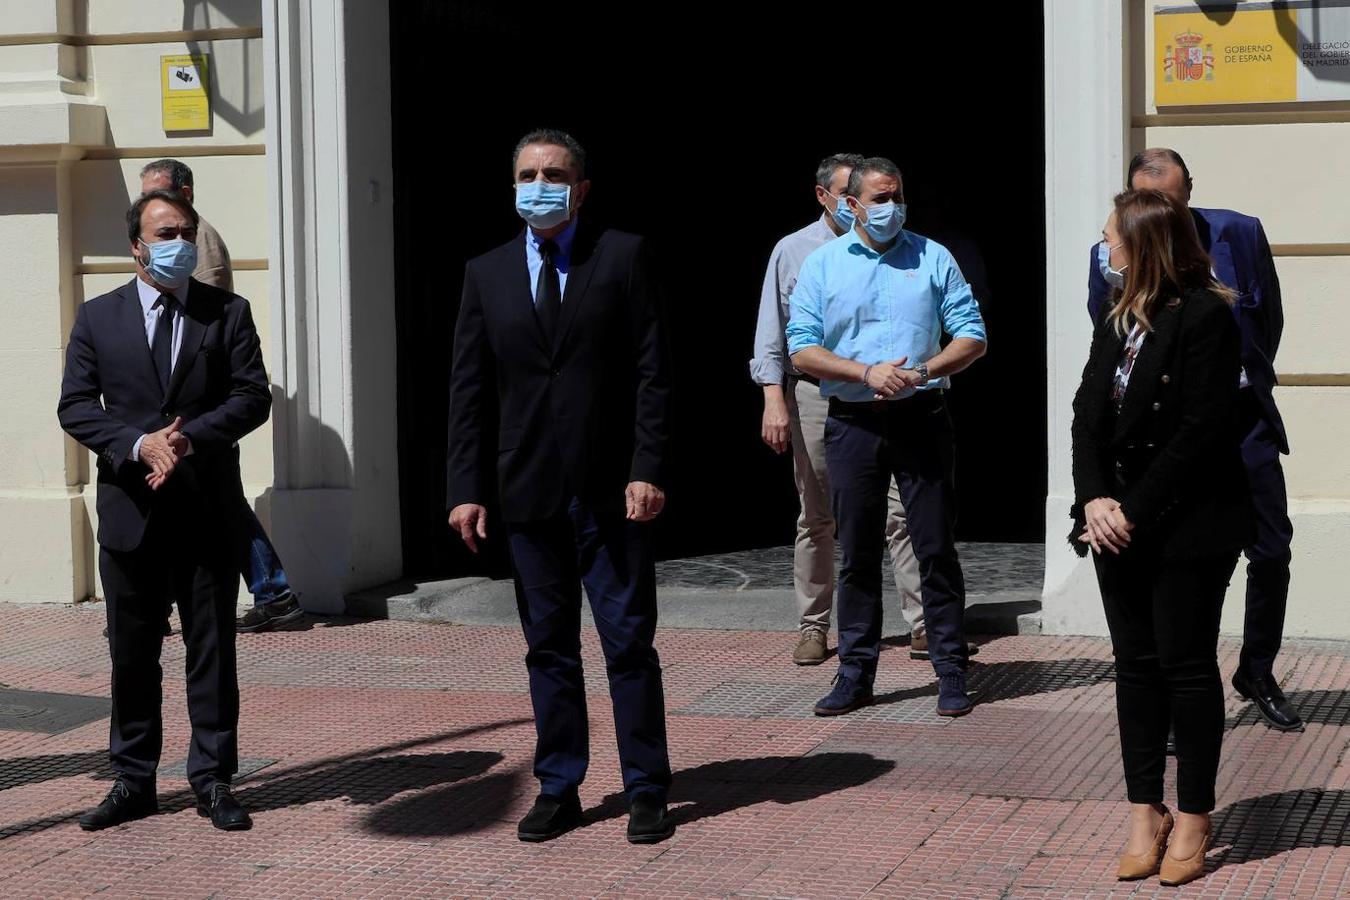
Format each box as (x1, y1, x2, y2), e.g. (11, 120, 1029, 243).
(447, 129, 675, 844)
(57, 190, 271, 831)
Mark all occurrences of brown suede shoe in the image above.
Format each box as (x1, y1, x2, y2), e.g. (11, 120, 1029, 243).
(793, 631, 827, 665)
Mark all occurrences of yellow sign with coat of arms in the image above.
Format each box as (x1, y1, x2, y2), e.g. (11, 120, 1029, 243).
(1156, 5, 1300, 105)
(1155, 1, 1350, 105)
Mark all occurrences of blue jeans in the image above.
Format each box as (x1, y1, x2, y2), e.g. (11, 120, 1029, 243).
(238, 501, 291, 607)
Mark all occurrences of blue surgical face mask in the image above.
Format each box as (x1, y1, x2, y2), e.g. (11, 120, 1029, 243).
(858, 201, 907, 243)
(138, 238, 198, 288)
(515, 181, 573, 230)
(1097, 240, 1127, 289)
(829, 192, 855, 231)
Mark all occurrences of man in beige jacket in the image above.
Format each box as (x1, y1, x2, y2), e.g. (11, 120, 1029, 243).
(139, 160, 302, 633)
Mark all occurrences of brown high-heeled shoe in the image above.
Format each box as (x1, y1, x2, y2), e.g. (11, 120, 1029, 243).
(1116, 807, 1174, 880)
(1158, 822, 1211, 887)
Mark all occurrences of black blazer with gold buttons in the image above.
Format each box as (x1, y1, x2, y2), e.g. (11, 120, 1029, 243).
(1070, 286, 1254, 559)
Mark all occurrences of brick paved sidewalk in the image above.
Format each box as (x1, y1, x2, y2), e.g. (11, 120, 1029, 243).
(2, 603, 1349, 898)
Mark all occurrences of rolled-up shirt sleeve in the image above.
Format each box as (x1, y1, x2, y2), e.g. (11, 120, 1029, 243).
(786, 254, 825, 356)
(938, 250, 986, 343)
(748, 244, 787, 385)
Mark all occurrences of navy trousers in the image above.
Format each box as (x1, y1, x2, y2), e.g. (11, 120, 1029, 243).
(824, 392, 970, 683)
(506, 498, 671, 802)
(1237, 394, 1295, 681)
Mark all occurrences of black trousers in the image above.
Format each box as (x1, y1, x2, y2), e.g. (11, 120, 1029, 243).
(505, 497, 672, 802)
(825, 392, 968, 682)
(1237, 394, 1294, 681)
(1095, 549, 1239, 814)
(99, 509, 240, 798)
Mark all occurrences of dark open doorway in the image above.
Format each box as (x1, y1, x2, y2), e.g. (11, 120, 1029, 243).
(390, 3, 1047, 579)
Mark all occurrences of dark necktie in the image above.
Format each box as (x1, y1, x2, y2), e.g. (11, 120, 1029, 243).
(536, 239, 562, 344)
(151, 293, 175, 395)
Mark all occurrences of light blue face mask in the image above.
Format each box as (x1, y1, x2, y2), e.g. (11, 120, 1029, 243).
(1097, 240, 1127, 289)
(858, 201, 907, 243)
(514, 181, 572, 230)
(139, 238, 198, 288)
(829, 193, 855, 231)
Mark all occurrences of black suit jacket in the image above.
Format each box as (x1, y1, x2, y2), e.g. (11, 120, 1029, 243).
(57, 278, 272, 553)
(1070, 287, 1254, 560)
(446, 221, 673, 523)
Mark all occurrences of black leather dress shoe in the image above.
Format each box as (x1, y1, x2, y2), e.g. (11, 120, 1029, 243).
(626, 793, 674, 844)
(197, 784, 253, 831)
(1233, 671, 1305, 732)
(517, 793, 582, 842)
(78, 780, 157, 831)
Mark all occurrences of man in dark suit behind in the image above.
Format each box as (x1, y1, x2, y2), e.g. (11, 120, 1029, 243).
(446, 129, 675, 844)
(58, 190, 271, 831)
(1087, 147, 1300, 732)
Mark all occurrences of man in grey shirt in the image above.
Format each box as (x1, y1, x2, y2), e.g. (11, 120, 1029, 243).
(749, 154, 924, 666)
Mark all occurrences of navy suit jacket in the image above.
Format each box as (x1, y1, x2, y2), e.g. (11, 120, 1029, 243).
(57, 277, 272, 552)
(1087, 206, 1287, 453)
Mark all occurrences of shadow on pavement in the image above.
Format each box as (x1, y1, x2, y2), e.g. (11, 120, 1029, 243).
(872, 657, 1115, 709)
(588, 752, 897, 826)
(1214, 788, 1350, 869)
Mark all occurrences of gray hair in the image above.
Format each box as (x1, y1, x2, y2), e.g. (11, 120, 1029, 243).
(815, 153, 865, 190)
(140, 158, 194, 190)
(845, 157, 903, 197)
(512, 129, 587, 179)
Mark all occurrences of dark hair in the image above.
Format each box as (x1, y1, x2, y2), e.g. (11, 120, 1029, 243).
(512, 129, 587, 179)
(816, 153, 865, 190)
(1107, 189, 1233, 334)
(1126, 147, 1192, 191)
(126, 190, 200, 244)
(845, 156, 902, 198)
(139, 158, 194, 190)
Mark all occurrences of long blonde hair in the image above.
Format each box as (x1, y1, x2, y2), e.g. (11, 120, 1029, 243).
(1107, 189, 1236, 335)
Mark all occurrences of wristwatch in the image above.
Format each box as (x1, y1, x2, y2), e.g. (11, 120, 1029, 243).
(913, 363, 930, 385)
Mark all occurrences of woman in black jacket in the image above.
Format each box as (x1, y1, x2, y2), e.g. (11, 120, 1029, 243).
(1072, 189, 1253, 886)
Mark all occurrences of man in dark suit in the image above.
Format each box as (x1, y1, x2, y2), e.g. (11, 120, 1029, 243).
(58, 190, 271, 830)
(1087, 147, 1300, 732)
(446, 129, 675, 844)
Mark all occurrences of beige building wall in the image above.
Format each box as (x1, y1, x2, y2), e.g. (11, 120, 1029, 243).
(0, 1, 272, 604)
(1045, 1, 1350, 642)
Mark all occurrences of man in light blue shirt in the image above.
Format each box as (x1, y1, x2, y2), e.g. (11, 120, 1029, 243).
(788, 156, 986, 718)
(748, 153, 925, 669)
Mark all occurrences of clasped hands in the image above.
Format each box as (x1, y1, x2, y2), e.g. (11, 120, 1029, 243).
(1080, 497, 1134, 555)
(139, 416, 192, 491)
(863, 356, 924, 399)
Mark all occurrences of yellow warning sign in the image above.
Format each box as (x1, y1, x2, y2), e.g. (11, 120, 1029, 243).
(161, 54, 211, 132)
